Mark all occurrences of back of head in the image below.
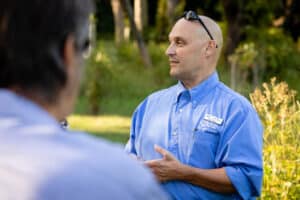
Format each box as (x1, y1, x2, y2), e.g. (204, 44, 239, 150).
(0, 0, 94, 103)
(198, 15, 223, 50)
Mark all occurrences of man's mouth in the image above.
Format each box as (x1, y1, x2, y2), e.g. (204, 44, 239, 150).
(169, 60, 179, 64)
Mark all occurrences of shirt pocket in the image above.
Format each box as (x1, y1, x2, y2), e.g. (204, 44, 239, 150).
(188, 123, 220, 168)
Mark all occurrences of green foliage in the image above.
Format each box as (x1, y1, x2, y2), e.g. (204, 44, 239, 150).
(229, 43, 258, 70)
(81, 41, 113, 114)
(78, 40, 173, 116)
(243, 0, 282, 26)
(229, 27, 300, 94)
(154, 0, 185, 42)
(250, 78, 300, 199)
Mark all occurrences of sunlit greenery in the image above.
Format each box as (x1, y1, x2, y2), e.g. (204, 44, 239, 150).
(250, 78, 300, 199)
(68, 115, 130, 144)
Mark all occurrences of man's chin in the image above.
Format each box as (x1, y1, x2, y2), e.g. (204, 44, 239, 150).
(169, 70, 180, 80)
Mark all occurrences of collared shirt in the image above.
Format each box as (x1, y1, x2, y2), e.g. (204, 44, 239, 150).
(0, 89, 168, 200)
(125, 72, 263, 200)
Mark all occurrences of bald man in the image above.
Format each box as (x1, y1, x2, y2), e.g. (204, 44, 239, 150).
(125, 11, 263, 199)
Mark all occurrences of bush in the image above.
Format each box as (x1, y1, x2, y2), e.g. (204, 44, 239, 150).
(250, 78, 300, 199)
(246, 27, 300, 93)
(78, 40, 173, 116)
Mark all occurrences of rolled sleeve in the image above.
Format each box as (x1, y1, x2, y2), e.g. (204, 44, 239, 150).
(225, 165, 262, 199)
(218, 103, 263, 199)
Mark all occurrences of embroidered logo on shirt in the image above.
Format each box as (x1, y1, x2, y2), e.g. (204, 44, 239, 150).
(203, 114, 223, 125)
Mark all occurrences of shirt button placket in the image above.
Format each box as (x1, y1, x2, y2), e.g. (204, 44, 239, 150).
(170, 128, 178, 154)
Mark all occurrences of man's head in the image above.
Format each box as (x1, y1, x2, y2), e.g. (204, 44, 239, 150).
(0, 0, 94, 120)
(166, 11, 223, 88)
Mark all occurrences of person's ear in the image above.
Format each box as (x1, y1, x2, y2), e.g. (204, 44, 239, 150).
(205, 40, 217, 57)
(62, 35, 76, 69)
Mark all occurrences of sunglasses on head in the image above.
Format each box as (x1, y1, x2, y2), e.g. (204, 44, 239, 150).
(181, 10, 217, 48)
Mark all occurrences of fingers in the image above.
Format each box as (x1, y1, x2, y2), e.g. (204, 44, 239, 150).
(144, 160, 165, 183)
(144, 159, 159, 168)
(154, 144, 165, 154)
(154, 144, 174, 160)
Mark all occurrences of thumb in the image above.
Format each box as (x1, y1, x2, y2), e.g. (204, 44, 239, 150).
(154, 144, 174, 160)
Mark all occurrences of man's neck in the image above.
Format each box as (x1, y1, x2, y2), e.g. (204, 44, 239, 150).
(182, 70, 216, 89)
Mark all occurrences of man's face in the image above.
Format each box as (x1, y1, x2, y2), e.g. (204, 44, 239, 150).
(165, 19, 209, 84)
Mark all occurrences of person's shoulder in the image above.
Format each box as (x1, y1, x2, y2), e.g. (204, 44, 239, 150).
(64, 131, 161, 173)
(134, 84, 177, 112)
(39, 131, 168, 199)
(57, 130, 133, 163)
(146, 84, 177, 101)
(0, 127, 167, 199)
(215, 82, 255, 113)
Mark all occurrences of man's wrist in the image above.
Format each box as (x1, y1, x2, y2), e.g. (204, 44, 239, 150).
(173, 163, 193, 181)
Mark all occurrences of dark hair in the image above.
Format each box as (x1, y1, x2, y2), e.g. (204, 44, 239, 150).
(0, 0, 94, 102)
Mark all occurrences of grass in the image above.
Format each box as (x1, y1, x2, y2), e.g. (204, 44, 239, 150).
(68, 115, 131, 144)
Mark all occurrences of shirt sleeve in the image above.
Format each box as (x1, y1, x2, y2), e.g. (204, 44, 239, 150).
(216, 101, 263, 199)
(125, 98, 148, 155)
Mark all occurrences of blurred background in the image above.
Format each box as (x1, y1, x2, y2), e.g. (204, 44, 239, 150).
(68, 1, 300, 198)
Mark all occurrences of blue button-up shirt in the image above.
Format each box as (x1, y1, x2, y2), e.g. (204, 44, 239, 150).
(125, 72, 263, 200)
(0, 89, 167, 200)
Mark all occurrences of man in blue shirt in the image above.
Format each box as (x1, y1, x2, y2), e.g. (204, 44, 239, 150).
(125, 11, 263, 199)
(0, 1, 167, 199)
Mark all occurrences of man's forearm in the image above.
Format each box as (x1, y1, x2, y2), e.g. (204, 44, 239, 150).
(145, 145, 236, 194)
(174, 164, 236, 194)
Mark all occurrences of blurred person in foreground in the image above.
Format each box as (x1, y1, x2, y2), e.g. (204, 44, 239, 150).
(125, 11, 263, 200)
(0, 0, 167, 199)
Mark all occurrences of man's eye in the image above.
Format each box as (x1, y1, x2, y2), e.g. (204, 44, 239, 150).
(175, 40, 184, 46)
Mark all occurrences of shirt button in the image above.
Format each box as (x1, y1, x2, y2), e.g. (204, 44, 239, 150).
(172, 131, 177, 136)
(179, 109, 183, 113)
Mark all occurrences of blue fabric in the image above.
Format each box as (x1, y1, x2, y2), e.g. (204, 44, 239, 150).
(125, 72, 263, 200)
(0, 89, 168, 200)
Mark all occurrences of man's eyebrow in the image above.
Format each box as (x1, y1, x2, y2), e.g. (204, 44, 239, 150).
(169, 36, 187, 43)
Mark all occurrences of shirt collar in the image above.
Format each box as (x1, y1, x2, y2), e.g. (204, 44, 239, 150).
(173, 71, 220, 105)
(0, 89, 61, 128)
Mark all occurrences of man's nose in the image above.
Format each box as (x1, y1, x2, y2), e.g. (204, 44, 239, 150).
(165, 43, 176, 56)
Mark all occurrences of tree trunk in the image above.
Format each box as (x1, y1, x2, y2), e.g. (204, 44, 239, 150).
(221, 0, 243, 58)
(155, 0, 169, 42)
(167, 0, 180, 25)
(134, 0, 148, 33)
(111, 0, 125, 45)
(283, 0, 300, 41)
(121, 0, 152, 68)
(230, 59, 237, 90)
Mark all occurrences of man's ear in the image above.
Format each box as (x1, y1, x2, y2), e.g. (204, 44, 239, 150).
(62, 35, 76, 69)
(205, 40, 217, 57)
